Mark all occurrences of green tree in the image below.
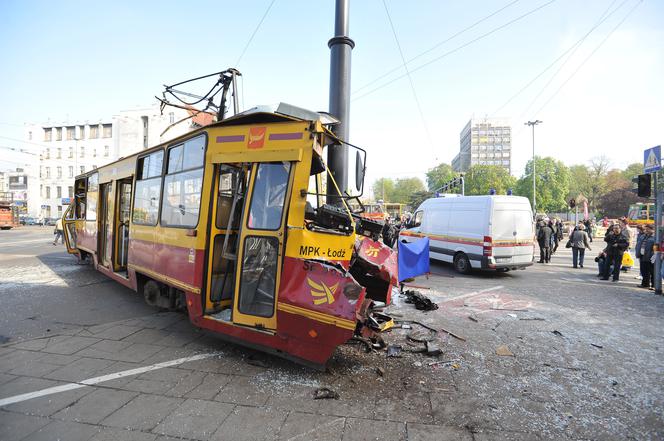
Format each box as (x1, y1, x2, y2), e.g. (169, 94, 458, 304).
(372, 178, 394, 202)
(464, 165, 516, 196)
(516, 156, 570, 213)
(622, 162, 643, 181)
(391, 177, 426, 204)
(567, 164, 591, 201)
(408, 190, 433, 211)
(425, 163, 456, 191)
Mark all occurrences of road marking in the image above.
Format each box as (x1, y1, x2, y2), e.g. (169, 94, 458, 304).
(0, 352, 218, 407)
(440, 285, 504, 304)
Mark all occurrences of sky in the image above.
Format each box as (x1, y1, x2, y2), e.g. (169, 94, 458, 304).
(0, 0, 662, 195)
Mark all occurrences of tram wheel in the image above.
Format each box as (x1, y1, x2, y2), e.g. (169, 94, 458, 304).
(143, 280, 161, 307)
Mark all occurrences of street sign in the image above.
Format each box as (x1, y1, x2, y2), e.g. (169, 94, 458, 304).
(644, 145, 661, 173)
(61, 198, 71, 205)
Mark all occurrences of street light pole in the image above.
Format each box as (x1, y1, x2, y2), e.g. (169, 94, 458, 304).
(525, 120, 542, 214)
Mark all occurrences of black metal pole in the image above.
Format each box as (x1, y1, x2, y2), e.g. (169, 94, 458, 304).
(327, 0, 354, 205)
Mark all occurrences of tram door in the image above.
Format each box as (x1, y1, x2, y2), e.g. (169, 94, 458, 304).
(98, 183, 113, 267)
(114, 179, 132, 273)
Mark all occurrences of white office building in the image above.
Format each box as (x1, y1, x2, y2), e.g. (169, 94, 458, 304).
(452, 117, 512, 174)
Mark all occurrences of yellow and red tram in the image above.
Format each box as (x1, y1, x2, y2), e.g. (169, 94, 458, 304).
(63, 104, 397, 368)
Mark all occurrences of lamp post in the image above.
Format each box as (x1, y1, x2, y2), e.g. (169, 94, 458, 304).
(524, 120, 542, 214)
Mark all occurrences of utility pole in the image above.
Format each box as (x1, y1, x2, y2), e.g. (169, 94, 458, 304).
(655, 172, 662, 294)
(525, 120, 542, 214)
(327, 0, 354, 204)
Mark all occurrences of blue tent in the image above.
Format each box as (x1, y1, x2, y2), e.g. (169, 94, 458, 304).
(398, 237, 430, 282)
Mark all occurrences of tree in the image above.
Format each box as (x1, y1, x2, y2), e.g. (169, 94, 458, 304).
(605, 169, 630, 192)
(425, 163, 456, 191)
(567, 165, 591, 201)
(408, 190, 432, 211)
(516, 156, 570, 213)
(622, 162, 643, 182)
(372, 178, 394, 202)
(598, 188, 647, 218)
(391, 177, 426, 204)
(464, 165, 516, 196)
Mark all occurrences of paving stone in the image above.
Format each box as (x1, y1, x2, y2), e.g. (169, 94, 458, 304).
(36, 352, 80, 366)
(178, 355, 230, 374)
(473, 429, 542, 440)
(214, 375, 271, 406)
(24, 418, 100, 441)
(77, 340, 163, 363)
(0, 349, 43, 371)
(90, 426, 158, 441)
(54, 388, 138, 424)
(42, 335, 100, 355)
(373, 391, 433, 423)
(164, 370, 209, 398)
(406, 423, 474, 441)
(152, 398, 234, 440)
(0, 372, 17, 386)
(88, 324, 143, 341)
(342, 418, 406, 441)
(212, 405, 288, 441)
(264, 383, 322, 414)
(122, 329, 166, 345)
(277, 412, 345, 441)
(101, 393, 183, 431)
(7, 360, 60, 378)
(0, 409, 50, 441)
(184, 372, 231, 400)
(121, 378, 177, 395)
(0, 375, 62, 399)
(44, 357, 116, 382)
(3, 384, 93, 417)
(314, 388, 378, 419)
(9, 337, 52, 351)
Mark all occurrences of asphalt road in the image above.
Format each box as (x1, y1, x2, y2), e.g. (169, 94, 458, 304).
(0, 226, 154, 343)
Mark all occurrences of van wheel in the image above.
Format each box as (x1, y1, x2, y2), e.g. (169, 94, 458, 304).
(453, 253, 471, 274)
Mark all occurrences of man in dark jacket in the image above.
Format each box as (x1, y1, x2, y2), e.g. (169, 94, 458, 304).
(602, 224, 630, 281)
(637, 225, 655, 288)
(537, 221, 554, 263)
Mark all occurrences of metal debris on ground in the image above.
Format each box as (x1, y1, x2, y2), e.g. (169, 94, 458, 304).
(401, 289, 439, 311)
(552, 330, 564, 337)
(387, 345, 403, 357)
(313, 387, 340, 400)
(425, 341, 442, 356)
(591, 343, 603, 349)
(468, 315, 478, 322)
(496, 344, 514, 356)
(407, 329, 437, 343)
(376, 367, 385, 377)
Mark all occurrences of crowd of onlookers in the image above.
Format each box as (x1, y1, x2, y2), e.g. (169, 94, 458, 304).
(536, 216, 658, 289)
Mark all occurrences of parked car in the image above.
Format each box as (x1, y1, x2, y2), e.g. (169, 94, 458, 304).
(44, 218, 57, 226)
(400, 195, 534, 273)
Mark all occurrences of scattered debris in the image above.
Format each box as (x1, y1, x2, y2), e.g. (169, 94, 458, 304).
(402, 289, 439, 311)
(387, 345, 403, 358)
(519, 317, 545, 321)
(468, 315, 478, 322)
(552, 330, 564, 337)
(425, 341, 442, 356)
(507, 313, 517, 319)
(451, 363, 460, 369)
(612, 380, 619, 386)
(407, 329, 437, 343)
(438, 326, 466, 342)
(590, 343, 603, 349)
(376, 367, 385, 377)
(414, 361, 422, 367)
(313, 387, 340, 400)
(400, 323, 412, 329)
(496, 345, 514, 356)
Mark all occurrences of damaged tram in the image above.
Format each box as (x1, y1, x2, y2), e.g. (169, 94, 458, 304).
(62, 103, 398, 369)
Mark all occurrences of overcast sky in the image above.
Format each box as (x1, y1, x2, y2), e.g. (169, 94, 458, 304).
(0, 0, 661, 191)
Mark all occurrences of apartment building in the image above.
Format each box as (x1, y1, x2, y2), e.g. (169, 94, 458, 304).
(452, 117, 512, 174)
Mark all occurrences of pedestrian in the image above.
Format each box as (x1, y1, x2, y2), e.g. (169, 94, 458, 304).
(584, 219, 593, 242)
(549, 219, 558, 254)
(569, 223, 592, 268)
(619, 217, 632, 246)
(53, 217, 64, 245)
(635, 225, 646, 280)
(595, 250, 609, 277)
(637, 225, 655, 289)
(602, 217, 609, 227)
(537, 221, 553, 263)
(601, 224, 629, 281)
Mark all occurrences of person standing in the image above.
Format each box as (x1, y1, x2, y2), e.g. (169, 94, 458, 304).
(537, 221, 553, 263)
(635, 225, 646, 282)
(549, 220, 558, 254)
(53, 217, 64, 245)
(602, 224, 629, 281)
(570, 223, 592, 268)
(584, 219, 594, 242)
(637, 225, 655, 289)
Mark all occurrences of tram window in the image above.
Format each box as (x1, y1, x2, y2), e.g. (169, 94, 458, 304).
(133, 150, 164, 226)
(247, 162, 291, 230)
(239, 236, 278, 317)
(216, 165, 246, 230)
(161, 168, 204, 227)
(167, 136, 205, 173)
(86, 173, 98, 221)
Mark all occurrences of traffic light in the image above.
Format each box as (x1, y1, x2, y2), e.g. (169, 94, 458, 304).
(632, 174, 652, 198)
(569, 198, 576, 208)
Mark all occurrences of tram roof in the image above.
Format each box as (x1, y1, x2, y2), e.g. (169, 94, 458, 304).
(213, 102, 340, 127)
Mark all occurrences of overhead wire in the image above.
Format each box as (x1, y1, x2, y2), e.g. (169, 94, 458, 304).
(492, 0, 624, 117)
(235, 0, 277, 67)
(381, 0, 437, 161)
(353, 0, 523, 95)
(352, 0, 557, 102)
(531, 0, 642, 117)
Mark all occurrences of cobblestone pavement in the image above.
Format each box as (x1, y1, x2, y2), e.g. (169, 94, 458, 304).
(1, 229, 663, 440)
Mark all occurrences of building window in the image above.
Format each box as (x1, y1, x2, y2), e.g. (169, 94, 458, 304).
(45, 206, 51, 217)
(80, 146, 85, 158)
(57, 186, 62, 198)
(142, 116, 149, 149)
(40, 184, 43, 197)
(45, 148, 50, 159)
(68, 166, 74, 178)
(57, 148, 62, 159)
(80, 166, 85, 174)
(68, 146, 73, 158)
(93, 148, 97, 158)
(56, 127, 62, 141)
(57, 206, 63, 217)
(89, 125, 99, 139)
(44, 128, 52, 142)
(45, 167, 51, 178)
(78, 125, 85, 139)
(102, 124, 112, 138)
(46, 186, 51, 198)
(66, 126, 75, 140)
(104, 145, 109, 157)
(57, 167, 62, 179)
(68, 186, 74, 198)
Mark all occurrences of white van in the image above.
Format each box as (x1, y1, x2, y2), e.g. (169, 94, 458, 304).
(400, 195, 534, 273)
